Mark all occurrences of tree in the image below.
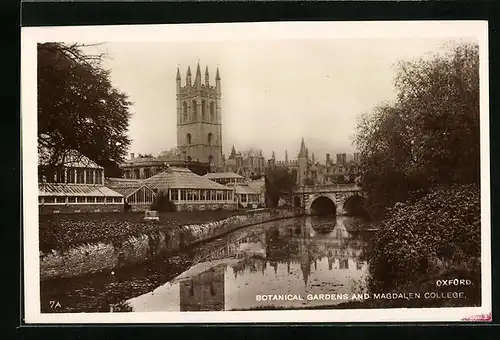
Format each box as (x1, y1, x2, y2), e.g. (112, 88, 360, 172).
(37, 43, 132, 177)
(354, 42, 479, 218)
(265, 167, 294, 208)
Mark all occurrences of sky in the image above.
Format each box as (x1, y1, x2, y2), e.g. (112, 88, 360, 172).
(82, 38, 458, 162)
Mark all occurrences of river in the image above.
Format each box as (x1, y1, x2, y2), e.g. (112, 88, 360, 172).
(40, 216, 374, 313)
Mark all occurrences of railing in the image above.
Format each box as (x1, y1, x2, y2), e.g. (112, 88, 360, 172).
(293, 183, 361, 193)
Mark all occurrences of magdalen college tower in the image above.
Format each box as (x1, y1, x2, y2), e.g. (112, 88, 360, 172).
(176, 63, 223, 171)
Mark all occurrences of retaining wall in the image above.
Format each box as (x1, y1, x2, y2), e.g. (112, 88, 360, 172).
(39, 208, 300, 280)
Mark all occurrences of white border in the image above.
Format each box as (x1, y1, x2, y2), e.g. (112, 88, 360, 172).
(22, 21, 491, 324)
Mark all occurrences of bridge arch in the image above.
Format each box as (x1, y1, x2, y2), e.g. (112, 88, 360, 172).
(310, 196, 336, 216)
(343, 194, 368, 217)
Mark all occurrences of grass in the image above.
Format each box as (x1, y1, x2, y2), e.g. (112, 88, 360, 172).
(39, 210, 244, 253)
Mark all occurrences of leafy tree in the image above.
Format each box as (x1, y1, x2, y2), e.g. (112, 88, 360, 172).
(37, 43, 131, 177)
(265, 166, 294, 208)
(354, 42, 479, 218)
(367, 184, 480, 293)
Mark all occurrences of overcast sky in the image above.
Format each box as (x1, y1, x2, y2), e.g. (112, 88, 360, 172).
(83, 38, 458, 161)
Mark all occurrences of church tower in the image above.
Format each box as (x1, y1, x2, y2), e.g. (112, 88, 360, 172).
(176, 63, 223, 170)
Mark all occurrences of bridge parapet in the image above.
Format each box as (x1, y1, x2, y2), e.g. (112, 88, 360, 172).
(294, 184, 361, 194)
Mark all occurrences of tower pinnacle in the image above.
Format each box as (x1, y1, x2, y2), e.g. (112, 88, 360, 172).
(205, 66, 210, 86)
(195, 62, 202, 86)
(186, 66, 192, 86)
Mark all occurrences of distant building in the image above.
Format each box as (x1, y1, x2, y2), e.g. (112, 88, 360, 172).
(336, 153, 347, 166)
(142, 167, 236, 211)
(204, 172, 266, 208)
(224, 146, 267, 178)
(38, 151, 124, 214)
(120, 151, 210, 180)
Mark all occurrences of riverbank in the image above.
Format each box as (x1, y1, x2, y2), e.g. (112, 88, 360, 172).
(39, 208, 301, 280)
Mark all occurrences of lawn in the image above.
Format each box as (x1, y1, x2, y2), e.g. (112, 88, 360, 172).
(39, 210, 243, 252)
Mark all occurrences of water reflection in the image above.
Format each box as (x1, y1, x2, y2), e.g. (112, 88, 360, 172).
(125, 216, 371, 311)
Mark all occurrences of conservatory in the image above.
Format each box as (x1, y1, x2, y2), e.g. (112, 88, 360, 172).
(142, 167, 237, 211)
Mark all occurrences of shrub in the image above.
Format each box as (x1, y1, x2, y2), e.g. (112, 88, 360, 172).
(367, 184, 480, 292)
(150, 192, 176, 212)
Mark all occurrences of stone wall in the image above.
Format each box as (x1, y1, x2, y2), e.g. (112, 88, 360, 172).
(39, 208, 299, 280)
(39, 203, 124, 215)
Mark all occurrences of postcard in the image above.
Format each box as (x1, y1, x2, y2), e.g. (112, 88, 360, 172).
(22, 21, 491, 323)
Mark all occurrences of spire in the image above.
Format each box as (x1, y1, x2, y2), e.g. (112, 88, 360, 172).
(230, 145, 236, 158)
(186, 66, 192, 86)
(215, 66, 221, 94)
(195, 62, 201, 86)
(272, 150, 276, 159)
(205, 66, 210, 86)
(312, 152, 315, 163)
(299, 138, 307, 157)
(285, 150, 288, 163)
(176, 66, 181, 80)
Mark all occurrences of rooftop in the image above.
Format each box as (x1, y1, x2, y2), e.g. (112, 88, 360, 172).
(39, 183, 123, 197)
(105, 178, 153, 198)
(203, 172, 245, 179)
(39, 149, 103, 169)
(143, 167, 232, 191)
(233, 185, 261, 195)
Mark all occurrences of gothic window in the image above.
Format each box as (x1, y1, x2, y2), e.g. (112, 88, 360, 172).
(187, 156, 192, 162)
(208, 155, 213, 164)
(207, 133, 213, 145)
(210, 102, 215, 121)
(186, 133, 192, 145)
(182, 101, 188, 122)
(201, 99, 206, 120)
(192, 99, 197, 120)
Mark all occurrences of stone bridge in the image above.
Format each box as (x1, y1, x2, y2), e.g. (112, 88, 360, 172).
(292, 184, 364, 216)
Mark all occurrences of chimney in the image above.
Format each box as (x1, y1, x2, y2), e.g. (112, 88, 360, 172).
(130, 153, 135, 160)
(326, 153, 331, 165)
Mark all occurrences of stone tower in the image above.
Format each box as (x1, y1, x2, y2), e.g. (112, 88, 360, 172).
(176, 63, 223, 170)
(297, 138, 309, 186)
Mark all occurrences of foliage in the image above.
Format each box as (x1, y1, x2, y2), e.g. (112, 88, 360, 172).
(353, 42, 479, 218)
(367, 184, 480, 292)
(150, 192, 176, 212)
(38, 43, 132, 177)
(265, 166, 294, 208)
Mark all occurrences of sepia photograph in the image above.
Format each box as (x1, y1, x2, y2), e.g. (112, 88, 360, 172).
(22, 21, 490, 323)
